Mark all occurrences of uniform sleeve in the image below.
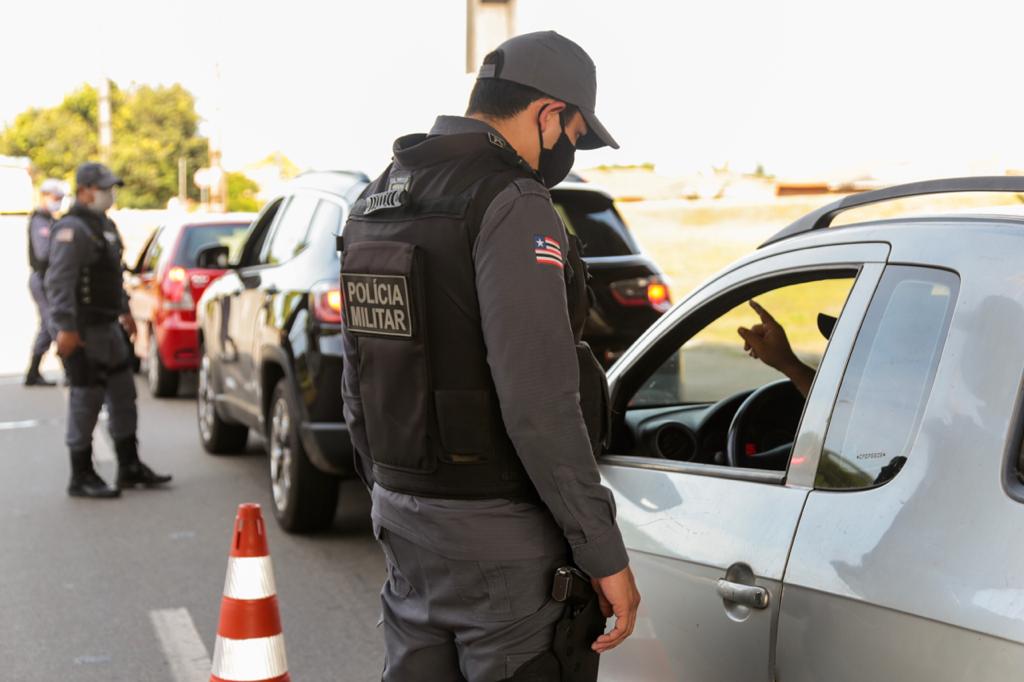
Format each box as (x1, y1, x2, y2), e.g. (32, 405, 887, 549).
(44, 219, 94, 333)
(474, 181, 629, 578)
(110, 220, 131, 315)
(29, 214, 51, 263)
(341, 328, 374, 489)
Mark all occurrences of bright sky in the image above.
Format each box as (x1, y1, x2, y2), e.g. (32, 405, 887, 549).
(3, 0, 1023, 180)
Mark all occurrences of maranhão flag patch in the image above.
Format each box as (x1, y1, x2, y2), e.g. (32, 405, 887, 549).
(533, 234, 563, 269)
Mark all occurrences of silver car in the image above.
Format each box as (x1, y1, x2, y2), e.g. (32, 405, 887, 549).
(598, 177, 1024, 681)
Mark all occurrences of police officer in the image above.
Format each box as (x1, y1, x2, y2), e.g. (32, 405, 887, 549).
(24, 178, 66, 386)
(46, 162, 171, 498)
(340, 32, 640, 681)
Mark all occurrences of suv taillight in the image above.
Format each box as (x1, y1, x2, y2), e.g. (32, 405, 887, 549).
(161, 266, 195, 311)
(610, 276, 672, 313)
(311, 281, 343, 324)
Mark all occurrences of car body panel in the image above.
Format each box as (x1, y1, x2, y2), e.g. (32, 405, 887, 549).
(599, 244, 887, 679)
(600, 213, 1024, 679)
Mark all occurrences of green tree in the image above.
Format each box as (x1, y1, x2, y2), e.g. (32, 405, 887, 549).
(0, 81, 208, 208)
(226, 171, 261, 212)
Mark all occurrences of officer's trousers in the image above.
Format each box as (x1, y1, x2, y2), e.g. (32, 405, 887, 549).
(376, 526, 568, 682)
(28, 272, 53, 357)
(64, 322, 138, 450)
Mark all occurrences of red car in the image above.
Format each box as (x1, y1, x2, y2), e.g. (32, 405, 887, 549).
(127, 214, 255, 397)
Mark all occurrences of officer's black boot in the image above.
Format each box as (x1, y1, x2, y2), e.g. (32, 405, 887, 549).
(67, 447, 120, 498)
(115, 436, 172, 488)
(24, 354, 55, 387)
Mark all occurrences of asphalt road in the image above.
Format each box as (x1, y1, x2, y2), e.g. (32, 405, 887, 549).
(0, 214, 386, 681)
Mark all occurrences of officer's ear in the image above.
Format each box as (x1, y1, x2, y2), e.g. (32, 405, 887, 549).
(534, 99, 567, 142)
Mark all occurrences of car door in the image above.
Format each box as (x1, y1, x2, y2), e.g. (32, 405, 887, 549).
(776, 261, 1024, 681)
(215, 199, 284, 423)
(244, 192, 321, 417)
(127, 226, 165, 359)
(597, 243, 888, 682)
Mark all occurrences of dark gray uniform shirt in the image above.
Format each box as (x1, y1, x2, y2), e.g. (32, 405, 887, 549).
(29, 210, 54, 267)
(45, 206, 130, 333)
(343, 116, 629, 579)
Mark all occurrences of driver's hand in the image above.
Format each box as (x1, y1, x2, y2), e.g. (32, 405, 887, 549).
(738, 301, 815, 397)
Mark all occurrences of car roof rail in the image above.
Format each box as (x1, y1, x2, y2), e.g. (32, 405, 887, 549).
(760, 176, 1024, 247)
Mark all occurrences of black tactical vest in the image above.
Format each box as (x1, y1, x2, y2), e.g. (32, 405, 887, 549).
(27, 210, 52, 274)
(340, 131, 598, 500)
(65, 205, 125, 326)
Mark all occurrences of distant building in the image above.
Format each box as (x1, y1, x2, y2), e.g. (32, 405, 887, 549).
(0, 156, 33, 214)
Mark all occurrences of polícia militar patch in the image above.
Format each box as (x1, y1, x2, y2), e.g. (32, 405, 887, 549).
(341, 273, 413, 337)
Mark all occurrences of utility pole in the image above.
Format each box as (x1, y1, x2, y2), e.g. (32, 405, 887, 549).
(178, 157, 187, 202)
(98, 77, 112, 164)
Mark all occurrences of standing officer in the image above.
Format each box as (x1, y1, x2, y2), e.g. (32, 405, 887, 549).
(24, 178, 65, 386)
(341, 31, 640, 681)
(46, 162, 171, 498)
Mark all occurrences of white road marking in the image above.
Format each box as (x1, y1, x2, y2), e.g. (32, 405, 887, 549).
(0, 419, 42, 431)
(149, 608, 211, 682)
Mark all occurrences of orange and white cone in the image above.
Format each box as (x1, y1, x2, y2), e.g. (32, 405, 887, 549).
(211, 503, 290, 682)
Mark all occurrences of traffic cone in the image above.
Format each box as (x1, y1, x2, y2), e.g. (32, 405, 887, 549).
(211, 503, 290, 682)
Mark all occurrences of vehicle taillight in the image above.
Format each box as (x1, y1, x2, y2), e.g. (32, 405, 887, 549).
(311, 281, 343, 324)
(162, 266, 195, 311)
(610, 276, 672, 313)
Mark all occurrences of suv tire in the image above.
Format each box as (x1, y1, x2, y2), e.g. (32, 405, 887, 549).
(197, 347, 248, 454)
(267, 380, 339, 532)
(147, 330, 179, 398)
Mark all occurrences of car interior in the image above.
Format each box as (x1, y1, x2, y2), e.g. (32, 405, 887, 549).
(609, 269, 858, 472)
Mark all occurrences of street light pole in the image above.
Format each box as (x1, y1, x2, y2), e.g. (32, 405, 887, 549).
(98, 78, 112, 164)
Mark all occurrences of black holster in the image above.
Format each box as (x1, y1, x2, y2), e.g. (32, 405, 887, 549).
(63, 347, 101, 387)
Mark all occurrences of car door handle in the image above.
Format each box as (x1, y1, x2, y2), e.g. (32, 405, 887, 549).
(265, 285, 279, 295)
(716, 580, 770, 609)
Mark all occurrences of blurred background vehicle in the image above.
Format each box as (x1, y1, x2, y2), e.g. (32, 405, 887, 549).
(0, 156, 33, 215)
(127, 213, 255, 397)
(553, 177, 671, 366)
(195, 171, 367, 532)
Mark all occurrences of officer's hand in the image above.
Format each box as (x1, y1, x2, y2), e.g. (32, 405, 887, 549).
(56, 330, 83, 358)
(119, 313, 137, 339)
(590, 565, 641, 654)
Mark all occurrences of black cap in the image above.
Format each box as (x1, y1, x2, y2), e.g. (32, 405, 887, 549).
(76, 162, 124, 190)
(477, 31, 618, 150)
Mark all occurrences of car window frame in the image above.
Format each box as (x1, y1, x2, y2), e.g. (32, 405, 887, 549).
(602, 242, 890, 488)
(257, 192, 320, 266)
(238, 197, 286, 269)
(813, 265, 960, 492)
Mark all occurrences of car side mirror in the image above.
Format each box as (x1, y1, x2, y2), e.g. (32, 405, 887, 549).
(196, 244, 231, 269)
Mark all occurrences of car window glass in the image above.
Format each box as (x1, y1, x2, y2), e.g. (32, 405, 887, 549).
(630, 278, 854, 407)
(552, 191, 636, 257)
(261, 194, 319, 265)
(176, 223, 251, 267)
(136, 229, 160, 273)
(308, 200, 343, 241)
(816, 266, 958, 490)
(241, 199, 283, 266)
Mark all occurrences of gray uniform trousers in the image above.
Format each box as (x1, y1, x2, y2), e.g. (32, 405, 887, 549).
(28, 272, 53, 357)
(65, 322, 137, 450)
(377, 526, 568, 682)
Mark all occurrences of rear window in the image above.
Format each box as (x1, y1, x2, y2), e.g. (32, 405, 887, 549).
(176, 223, 250, 267)
(551, 190, 638, 257)
(816, 266, 958, 490)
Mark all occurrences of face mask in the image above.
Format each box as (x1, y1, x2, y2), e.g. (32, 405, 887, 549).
(47, 199, 63, 214)
(537, 112, 576, 189)
(89, 188, 115, 213)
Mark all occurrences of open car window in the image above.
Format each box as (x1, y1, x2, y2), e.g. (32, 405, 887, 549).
(630, 277, 855, 408)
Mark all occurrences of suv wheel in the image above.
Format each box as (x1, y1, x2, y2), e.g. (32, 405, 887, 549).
(147, 331, 179, 398)
(197, 349, 248, 454)
(267, 380, 339, 532)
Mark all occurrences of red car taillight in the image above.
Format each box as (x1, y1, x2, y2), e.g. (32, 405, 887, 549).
(610, 276, 672, 313)
(311, 281, 343, 324)
(161, 266, 195, 311)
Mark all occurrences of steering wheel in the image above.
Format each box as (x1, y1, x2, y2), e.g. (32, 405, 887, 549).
(726, 379, 805, 469)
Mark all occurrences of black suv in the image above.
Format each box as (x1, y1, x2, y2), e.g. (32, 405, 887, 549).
(552, 180, 670, 365)
(195, 172, 667, 533)
(195, 171, 367, 531)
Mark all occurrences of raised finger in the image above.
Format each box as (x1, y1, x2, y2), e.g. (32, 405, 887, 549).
(749, 300, 776, 325)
